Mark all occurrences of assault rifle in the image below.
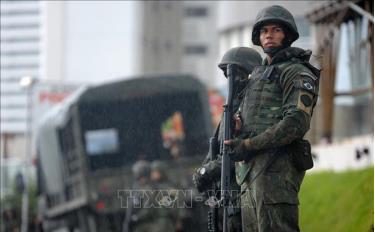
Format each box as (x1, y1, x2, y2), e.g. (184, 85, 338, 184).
(207, 137, 219, 232)
(220, 63, 237, 232)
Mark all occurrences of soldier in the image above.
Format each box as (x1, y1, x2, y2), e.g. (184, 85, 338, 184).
(2, 204, 21, 232)
(224, 5, 320, 232)
(193, 47, 262, 232)
(149, 160, 186, 232)
(124, 160, 152, 232)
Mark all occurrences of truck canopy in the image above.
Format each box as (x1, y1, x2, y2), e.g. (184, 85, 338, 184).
(37, 75, 212, 196)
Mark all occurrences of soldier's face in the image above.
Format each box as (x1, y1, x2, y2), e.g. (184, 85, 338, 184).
(151, 170, 161, 181)
(259, 24, 285, 49)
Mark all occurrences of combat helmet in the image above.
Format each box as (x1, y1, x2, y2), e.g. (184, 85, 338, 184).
(251, 5, 299, 46)
(150, 160, 168, 179)
(132, 160, 151, 180)
(218, 47, 262, 75)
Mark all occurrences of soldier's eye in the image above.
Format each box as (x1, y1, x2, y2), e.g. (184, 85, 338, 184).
(274, 27, 283, 32)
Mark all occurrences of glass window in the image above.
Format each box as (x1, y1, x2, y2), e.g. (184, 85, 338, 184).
(184, 45, 207, 55)
(185, 7, 208, 17)
(85, 128, 120, 155)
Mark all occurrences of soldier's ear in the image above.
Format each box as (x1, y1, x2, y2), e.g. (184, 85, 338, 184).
(282, 27, 293, 46)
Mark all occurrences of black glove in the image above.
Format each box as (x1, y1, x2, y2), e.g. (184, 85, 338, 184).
(225, 138, 252, 162)
(192, 171, 207, 193)
(192, 160, 221, 193)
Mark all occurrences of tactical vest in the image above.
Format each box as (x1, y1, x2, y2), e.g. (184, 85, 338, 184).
(239, 62, 287, 137)
(235, 58, 318, 185)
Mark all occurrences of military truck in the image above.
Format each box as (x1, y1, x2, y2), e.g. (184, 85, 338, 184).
(36, 75, 212, 232)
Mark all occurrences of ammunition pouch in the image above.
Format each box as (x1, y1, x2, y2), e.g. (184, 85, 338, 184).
(287, 139, 313, 171)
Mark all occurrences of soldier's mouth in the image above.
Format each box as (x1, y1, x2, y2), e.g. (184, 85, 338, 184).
(264, 42, 276, 47)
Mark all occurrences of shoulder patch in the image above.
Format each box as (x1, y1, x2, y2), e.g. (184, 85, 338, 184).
(294, 79, 318, 95)
(303, 82, 314, 91)
(297, 92, 314, 115)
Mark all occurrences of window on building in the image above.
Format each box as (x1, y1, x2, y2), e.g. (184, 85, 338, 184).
(1, 23, 40, 30)
(1, 50, 40, 56)
(185, 7, 208, 17)
(295, 16, 311, 37)
(0, 9, 40, 16)
(1, 36, 40, 43)
(165, 40, 172, 52)
(1, 63, 39, 70)
(1, 0, 38, 3)
(165, 2, 172, 10)
(152, 1, 159, 12)
(152, 39, 160, 54)
(184, 45, 207, 55)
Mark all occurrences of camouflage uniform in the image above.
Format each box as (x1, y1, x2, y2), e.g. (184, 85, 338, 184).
(232, 5, 320, 232)
(127, 160, 154, 232)
(149, 161, 180, 232)
(193, 47, 262, 232)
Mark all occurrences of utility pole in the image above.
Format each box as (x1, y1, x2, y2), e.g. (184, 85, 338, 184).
(19, 76, 37, 232)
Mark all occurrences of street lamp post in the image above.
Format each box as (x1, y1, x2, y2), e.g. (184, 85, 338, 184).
(19, 76, 37, 232)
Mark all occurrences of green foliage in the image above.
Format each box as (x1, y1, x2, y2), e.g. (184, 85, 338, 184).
(300, 167, 374, 232)
(0, 183, 38, 223)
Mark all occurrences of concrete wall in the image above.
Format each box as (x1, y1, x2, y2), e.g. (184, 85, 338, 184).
(311, 134, 373, 173)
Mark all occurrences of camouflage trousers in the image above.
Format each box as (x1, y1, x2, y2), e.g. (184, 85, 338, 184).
(239, 154, 305, 232)
(228, 212, 242, 232)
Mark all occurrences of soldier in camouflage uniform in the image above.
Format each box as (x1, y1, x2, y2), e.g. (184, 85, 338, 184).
(125, 160, 153, 232)
(193, 47, 262, 232)
(224, 5, 320, 232)
(149, 160, 180, 232)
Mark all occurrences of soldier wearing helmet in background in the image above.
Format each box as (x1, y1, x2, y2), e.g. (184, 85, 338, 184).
(224, 5, 320, 231)
(149, 160, 188, 232)
(150, 160, 169, 185)
(132, 160, 151, 186)
(124, 160, 152, 232)
(217, 47, 263, 114)
(193, 47, 262, 232)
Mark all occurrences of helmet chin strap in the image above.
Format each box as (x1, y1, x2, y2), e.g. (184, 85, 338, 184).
(263, 46, 283, 57)
(263, 39, 291, 57)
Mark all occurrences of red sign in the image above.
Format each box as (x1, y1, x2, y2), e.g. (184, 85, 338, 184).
(208, 90, 224, 129)
(39, 92, 70, 104)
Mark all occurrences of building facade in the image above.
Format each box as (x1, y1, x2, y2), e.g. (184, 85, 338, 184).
(1, 0, 42, 133)
(181, 1, 218, 88)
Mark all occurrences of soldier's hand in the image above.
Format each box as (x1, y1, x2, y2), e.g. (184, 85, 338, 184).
(192, 170, 208, 193)
(224, 138, 252, 162)
(233, 114, 243, 135)
(192, 161, 221, 193)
